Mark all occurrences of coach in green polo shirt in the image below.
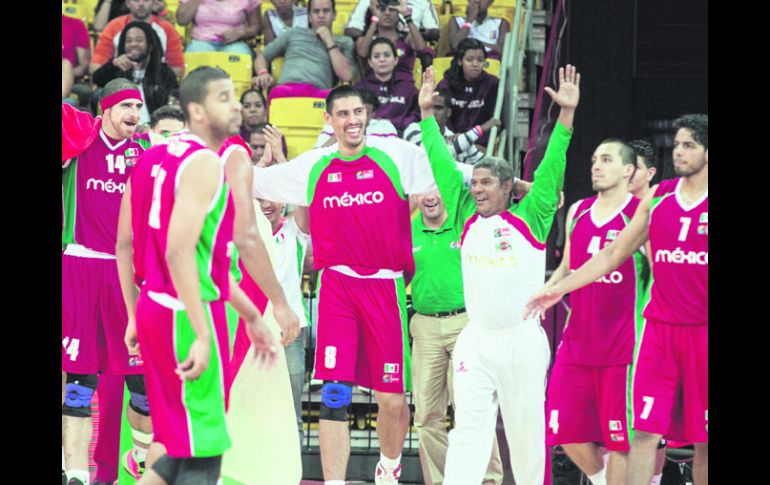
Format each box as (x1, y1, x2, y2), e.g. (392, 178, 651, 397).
(409, 177, 532, 485)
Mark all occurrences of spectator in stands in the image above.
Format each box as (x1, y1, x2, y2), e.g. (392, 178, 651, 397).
(345, 0, 440, 43)
(355, 0, 431, 81)
(176, 0, 261, 56)
(404, 88, 500, 164)
(239, 88, 268, 140)
(437, 38, 498, 146)
(63, 58, 74, 100)
(149, 105, 186, 136)
(262, 0, 310, 46)
(62, 14, 92, 81)
(93, 21, 179, 124)
(248, 123, 288, 164)
(314, 88, 397, 147)
(253, 0, 355, 101)
(94, 0, 171, 32)
(448, 0, 508, 61)
(354, 37, 420, 133)
(91, 0, 185, 77)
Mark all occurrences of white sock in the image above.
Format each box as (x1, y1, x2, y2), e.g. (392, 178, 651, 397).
(379, 452, 401, 469)
(588, 467, 607, 485)
(324, 481, 345, 485)
(66, 469, 90, 485)
(650, 473, 663, 485)
(133, 445, 148, 462)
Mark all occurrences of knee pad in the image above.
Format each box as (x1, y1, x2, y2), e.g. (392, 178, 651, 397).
(62, 373, 98, 418)
(125, 374, 151, 416)
(319, 381, 352, 422)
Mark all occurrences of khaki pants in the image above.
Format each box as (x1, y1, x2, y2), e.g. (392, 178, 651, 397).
(410, 312, 504, 485)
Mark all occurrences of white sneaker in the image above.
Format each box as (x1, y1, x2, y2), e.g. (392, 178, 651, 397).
(374, 461, 401, 485)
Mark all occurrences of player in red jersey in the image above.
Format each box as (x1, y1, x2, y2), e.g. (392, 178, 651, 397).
(525, 114, 708, 485)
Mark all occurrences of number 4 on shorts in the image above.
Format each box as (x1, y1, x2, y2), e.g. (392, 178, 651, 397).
(62, 337, 80, 361)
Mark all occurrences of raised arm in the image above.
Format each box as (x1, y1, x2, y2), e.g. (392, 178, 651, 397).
(417, 67, 474, 222)
(225, 146, 300, 346)
(542, 201, 577, 290)
(524, 188, 653, 319)
(317, 26, 354, 82)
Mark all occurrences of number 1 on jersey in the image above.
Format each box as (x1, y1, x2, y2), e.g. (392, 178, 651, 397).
(148, 168, 168, 229)
(678, 217, 691, 241)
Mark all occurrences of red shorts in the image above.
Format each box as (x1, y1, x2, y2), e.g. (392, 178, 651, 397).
(631, 320, 708, 443)
(61, 254, 140, 375)
(136, 291, 233, 458)
(313, 269, 410, 393)
(546, 360, 632, 451)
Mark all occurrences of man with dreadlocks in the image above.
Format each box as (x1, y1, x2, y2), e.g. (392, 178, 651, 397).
(93, 21, 179, 125)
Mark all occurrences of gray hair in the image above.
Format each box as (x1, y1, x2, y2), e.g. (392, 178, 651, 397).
(473, 156, 515, 184)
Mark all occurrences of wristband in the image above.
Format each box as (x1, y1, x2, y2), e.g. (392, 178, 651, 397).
(370, 15, 380, 23)
(257, 69, 268, 75)
(462, 22, 472, 29)
(327, 44, 339, 51)
(474, 124, 483, 136)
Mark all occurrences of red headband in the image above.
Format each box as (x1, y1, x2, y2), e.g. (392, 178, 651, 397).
(100, 89, 143, 111)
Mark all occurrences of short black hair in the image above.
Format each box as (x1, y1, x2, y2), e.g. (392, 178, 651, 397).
(150, 105, 186, 128)
(358, 88, 380, 111)
(597, 138, 636, 167)
(240, 88, 266, 106)
(628, 139, 658, 171)
(673, 114, 708, 149)
(179, 66, 231, 119)
(249, 122, 270, 135)
(325, 85, 363, 114)
(368, 37, 397, 59)
(435, 88, 453, 105)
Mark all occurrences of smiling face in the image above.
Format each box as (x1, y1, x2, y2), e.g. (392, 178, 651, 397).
(257, 198, 285, 229)
(324, 95, 366, 152)
(415, 190, 447, 225)
(471, 167, 512, 216)
(124, 27, 148, 63)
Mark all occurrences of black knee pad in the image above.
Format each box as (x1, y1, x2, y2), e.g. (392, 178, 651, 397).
(62, 373, 98, 418)
(153, 455, 222, 485)
(319, 381, 352, 422)
(125, 374, 150, 416)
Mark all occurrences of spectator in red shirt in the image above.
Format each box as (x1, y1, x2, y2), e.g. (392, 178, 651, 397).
(62, 14, 92, 80)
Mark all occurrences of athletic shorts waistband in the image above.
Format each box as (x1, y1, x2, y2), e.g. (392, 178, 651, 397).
(63, 244, 116, 259)
(327, 265, 403, 279)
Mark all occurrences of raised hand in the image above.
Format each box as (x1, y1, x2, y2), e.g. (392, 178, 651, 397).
(544, 64, 580, 110)
(256, 142, 274, 167)
(263, 125, 287, 163)
(419, 67, 438, 113)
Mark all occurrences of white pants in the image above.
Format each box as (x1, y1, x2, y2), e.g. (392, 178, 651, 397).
(444, 322, 551, 485)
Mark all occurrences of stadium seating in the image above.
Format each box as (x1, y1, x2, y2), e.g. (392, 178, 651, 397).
(414, 56, 500, 87)
(270, 56, 285, 82)
(268, 97, 327, 159)
(184, 52, 253, 96)
(62, 2, 90, 26)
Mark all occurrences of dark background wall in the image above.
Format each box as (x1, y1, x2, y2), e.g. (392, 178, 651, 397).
(560, 0, 708, 206)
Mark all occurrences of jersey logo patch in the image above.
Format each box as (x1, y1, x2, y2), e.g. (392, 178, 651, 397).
(699, 212, 708, 223)
(327, 172, 342, 183)
(610, 432, 625, 442)
(493, 227, 511, 238)
(384, 363, 399, 373)
(697, 225, 708, 235)
(383, 374, 400, 383)
(496, 241, 512, 252)
(608, 420, 623, 431)
(125, 148, 139, 157)
(606, 229, 619, 240)
(356, 169, 374, 180)
(413, 245, 422, 253)
(449, 241, 461, 249)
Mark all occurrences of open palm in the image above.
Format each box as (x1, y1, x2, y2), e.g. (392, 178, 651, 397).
(419, 67, 438, 111)
(544, 64, 580, 109)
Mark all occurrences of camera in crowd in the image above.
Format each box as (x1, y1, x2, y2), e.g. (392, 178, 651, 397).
(377, 0, 400, 11)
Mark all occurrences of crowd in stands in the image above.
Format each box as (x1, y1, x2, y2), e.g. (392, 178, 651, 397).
(63, 0, 508, 157)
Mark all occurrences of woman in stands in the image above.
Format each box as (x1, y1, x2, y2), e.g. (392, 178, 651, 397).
(239, 89, 268, 140)
(176, 0, 261, 56)
(354, 37, 420, 134)
(355, 0, 431, 82)
(92, 21, 179, 124)
(437, 37, 499, 147)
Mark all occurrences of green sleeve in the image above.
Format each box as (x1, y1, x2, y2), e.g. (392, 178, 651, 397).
(514, 120, 573, 242)
(419, 116, 476, 225)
